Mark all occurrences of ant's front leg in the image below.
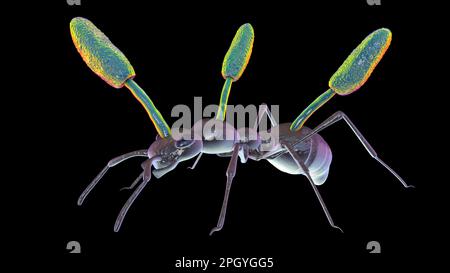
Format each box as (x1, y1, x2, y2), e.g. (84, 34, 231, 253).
(78, 149, 148, 205)
(114, 156, 161, 232)
(209, 144, 241, 235)
(187, 153, 203, 170)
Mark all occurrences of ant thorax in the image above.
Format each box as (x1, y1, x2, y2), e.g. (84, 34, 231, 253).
(190, 118, 238, 155)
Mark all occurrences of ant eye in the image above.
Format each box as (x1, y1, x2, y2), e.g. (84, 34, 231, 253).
(175, 139, 194, 149)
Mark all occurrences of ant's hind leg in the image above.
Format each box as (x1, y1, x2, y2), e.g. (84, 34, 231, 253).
(78, 149, 148, 205)
(298, 111, 413, 188)
(254, 103, 278, 130)
(209, 144, 241, 235)
(284, 144, 343, 233)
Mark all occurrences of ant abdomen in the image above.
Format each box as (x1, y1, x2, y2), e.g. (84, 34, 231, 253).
(267, 124, 333, 185)
(305, 131, 333, 185)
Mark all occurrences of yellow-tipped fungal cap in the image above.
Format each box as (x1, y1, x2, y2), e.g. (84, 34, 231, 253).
(329, 28, 392, 95)
(70, 17, 135, 88)
(221, 23, 255, 81)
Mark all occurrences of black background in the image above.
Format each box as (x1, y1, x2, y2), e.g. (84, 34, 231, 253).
(23, 0, 443, 269)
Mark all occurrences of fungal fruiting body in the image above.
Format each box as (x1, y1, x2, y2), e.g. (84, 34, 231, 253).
(70, 17, 171, 138)
(290, 28, 392, 132)
(216, 23, 255, 121)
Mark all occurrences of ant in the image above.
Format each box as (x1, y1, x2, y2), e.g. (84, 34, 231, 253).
(71, 17, 413, 235)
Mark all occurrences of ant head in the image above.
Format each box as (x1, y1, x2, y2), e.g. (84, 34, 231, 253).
(147, 131, 203, 178)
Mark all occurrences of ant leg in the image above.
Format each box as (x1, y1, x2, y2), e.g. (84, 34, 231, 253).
(114, 159, 154, 232)
(210, 144, 240, 235)
(77, 149, 148, 205)
(120, 172, 144, 191)
(188, 153, 203, 170)
(297, 111, 413, 188)
(254, 103, 278, 130)
(284, 144, 343, 233)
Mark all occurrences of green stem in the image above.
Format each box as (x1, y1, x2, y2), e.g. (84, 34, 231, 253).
(124, 79, 171, 138)
(290, 89, 335, 132)
(216, 77, 233, 121)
